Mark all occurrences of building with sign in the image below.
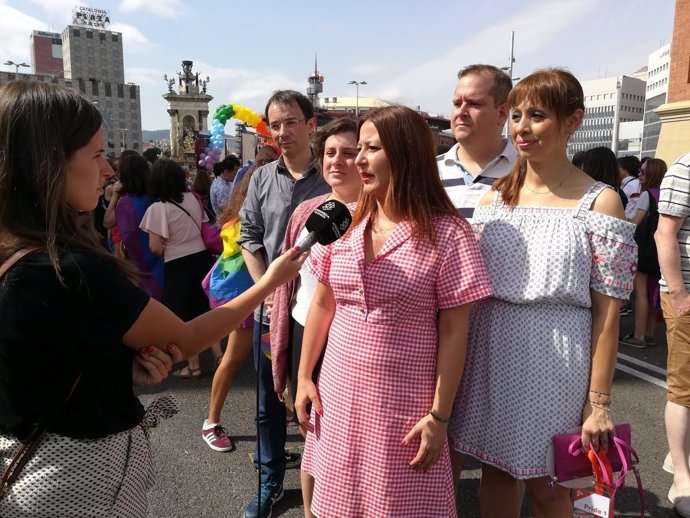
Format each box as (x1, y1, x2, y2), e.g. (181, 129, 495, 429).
(0, 5, 142, 155)
(30, 31, 63, 77)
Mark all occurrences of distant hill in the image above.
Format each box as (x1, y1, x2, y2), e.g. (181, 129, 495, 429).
(142, 129, 169, 143)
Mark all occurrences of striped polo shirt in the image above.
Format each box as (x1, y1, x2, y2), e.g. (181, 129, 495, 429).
(437, 140, 518, 221)
(658, 152, 690, 292)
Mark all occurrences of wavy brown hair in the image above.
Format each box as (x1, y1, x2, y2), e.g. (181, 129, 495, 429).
(0, 81, 134, 282)
(641, 158, 667, 191)
(350, 105, 459, 246)
(493, 68, 585, 207)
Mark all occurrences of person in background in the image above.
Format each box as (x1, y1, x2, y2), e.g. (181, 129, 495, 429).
(437, 63, 515, 489)
(571, 150, 587, 169)
(620, 157, 667, 348)
(201, 157, 274, 452)
(233, 146, 279, 192)
(438, 64, 516, 222)
(0, 81, 305, 517)
(192, 168, 216, 225)
(618, 155, 642, 220)
(270, 118, 361, 517)
(655, 152, 690, 517)
(140, 159, 223, 378)
(296, 105, 491, 518)
(449, 69, 636, 518)
(580, 146, 628, 208)
(103, 153, 164, 301)
(210, 155, 241, 218)
(239, 90, 329, 518)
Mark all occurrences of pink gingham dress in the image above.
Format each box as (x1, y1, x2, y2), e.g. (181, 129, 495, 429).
(450, 182, 637, 479)
(301, 213, 491, 518)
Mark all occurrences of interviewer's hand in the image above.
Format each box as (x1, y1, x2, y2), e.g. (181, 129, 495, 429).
(264, 247, 308, 288)
(402, 414, 447, 471)
(132, 344, 183, 386)
(295, 377, 322, 434)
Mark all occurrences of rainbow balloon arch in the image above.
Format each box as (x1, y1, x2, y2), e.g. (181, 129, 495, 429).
(197, 103, 273, 171)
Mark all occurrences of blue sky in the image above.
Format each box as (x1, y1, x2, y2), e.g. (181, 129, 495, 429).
(0, 0, 676, 130)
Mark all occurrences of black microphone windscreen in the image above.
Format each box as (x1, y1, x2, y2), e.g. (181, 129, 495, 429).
(303, 199, 352, 247)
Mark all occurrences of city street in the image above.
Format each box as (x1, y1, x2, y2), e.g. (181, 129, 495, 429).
(139, 312, 676, 517)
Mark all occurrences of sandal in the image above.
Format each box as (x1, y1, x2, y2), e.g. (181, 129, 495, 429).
(172, 366, 203, 379)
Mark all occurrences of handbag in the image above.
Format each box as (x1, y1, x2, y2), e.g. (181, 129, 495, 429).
(0, 248, 81, 500)
(169, 196, 223, 255)
(547, 423, 645, 517)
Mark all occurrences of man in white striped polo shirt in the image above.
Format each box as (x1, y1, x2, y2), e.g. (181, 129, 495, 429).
(656, 151, 690, 517)
(437, 64, 517, 221)
(440, 64, 517, 495)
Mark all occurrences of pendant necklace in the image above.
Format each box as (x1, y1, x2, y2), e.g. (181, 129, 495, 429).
(523, 165, 575, 195)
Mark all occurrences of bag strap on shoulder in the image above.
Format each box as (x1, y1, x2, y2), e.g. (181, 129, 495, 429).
(0, 247, 42, 279)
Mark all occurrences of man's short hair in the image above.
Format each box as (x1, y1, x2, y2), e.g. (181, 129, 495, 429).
(457, 64, 513, 106)
(264, 90, 314, 123)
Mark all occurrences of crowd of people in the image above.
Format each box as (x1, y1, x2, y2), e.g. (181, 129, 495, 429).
(0, 60, 689, 518)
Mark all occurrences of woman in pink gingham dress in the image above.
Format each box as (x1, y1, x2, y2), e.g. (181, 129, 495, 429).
(294, 106, 491, 518)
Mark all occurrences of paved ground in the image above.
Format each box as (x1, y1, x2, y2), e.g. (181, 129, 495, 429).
(138, 310, 675, 517)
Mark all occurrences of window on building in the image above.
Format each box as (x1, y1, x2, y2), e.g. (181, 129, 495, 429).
(73, 29, 80, 37)
(112, 34, 119, 42)
(100, 33, 105, 42)
(117, 84, 124, 98)
(91, 81, 99, 96)
(105, 83, 111, 97)
(86, 31, 93, 39)
(129, 85, 137, 99)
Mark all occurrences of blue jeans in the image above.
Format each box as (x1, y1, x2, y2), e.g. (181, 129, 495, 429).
(252, 320, 286, 487)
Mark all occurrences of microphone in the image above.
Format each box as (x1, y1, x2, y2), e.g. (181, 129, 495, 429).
(296, 199, 352, 253)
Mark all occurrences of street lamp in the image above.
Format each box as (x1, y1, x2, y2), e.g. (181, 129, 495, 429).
(348, 80, 367, 117)
(120, 128, 128, 153)
(4, 60, 30, 74)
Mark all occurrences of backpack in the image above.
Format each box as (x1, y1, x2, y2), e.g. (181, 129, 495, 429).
(633, 192, 660, 277)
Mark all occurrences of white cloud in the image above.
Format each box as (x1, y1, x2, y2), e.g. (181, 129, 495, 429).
(119, 0, 188, 18)
(0, 5, 48, 67)
(349, 63, 387, 76)
(378, 0, 600, 116)
(27, 0, 83, 20)
(110, 22, 151, 49)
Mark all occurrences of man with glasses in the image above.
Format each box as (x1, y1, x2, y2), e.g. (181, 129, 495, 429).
(239, 90, 329, 518)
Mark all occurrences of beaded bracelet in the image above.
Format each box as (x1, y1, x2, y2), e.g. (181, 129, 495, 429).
(428, 409, 451, 424)
(587, 399, 612, 412)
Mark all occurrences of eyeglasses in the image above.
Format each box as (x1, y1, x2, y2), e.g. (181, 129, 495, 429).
(268, 118, 306, 132)
(639, 169, 646, 175)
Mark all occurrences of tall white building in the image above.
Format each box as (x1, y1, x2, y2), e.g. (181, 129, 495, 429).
(0, 6, 142, 155)
(641, 44, 671, 158)
(569, 75, 646, 157)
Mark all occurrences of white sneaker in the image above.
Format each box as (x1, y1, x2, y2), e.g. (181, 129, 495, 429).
(668, 484, 690, 517)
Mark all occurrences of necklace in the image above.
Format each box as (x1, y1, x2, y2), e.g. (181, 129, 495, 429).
(523, 165, 575, 195)
(372, 226, 395, 234)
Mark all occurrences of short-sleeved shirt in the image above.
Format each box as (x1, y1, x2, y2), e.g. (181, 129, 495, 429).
(621, 176, 641, 219)
(0, 249, 150, 441)
(658, 152, 690, 292)
(140, 192, 207, 262)
(238, 156, 329, 322)
(437, 140, 517, 221)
